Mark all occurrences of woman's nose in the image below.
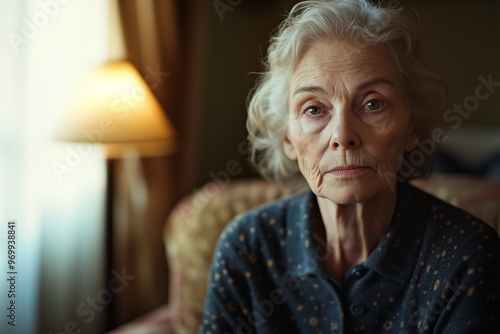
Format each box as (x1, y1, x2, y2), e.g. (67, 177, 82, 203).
(330, 110, 361, 150)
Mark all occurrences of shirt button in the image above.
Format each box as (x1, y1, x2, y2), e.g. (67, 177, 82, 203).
(349, 266, 368, 279)
(350, 303, 364, 316)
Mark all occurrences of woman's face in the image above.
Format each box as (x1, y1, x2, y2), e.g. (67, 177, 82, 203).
(284, 39, 417, 204)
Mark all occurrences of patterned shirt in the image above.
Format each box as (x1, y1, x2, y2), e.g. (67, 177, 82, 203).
(199, 182, 500, 333)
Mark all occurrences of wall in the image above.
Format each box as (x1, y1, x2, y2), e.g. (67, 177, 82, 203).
(410, 0, 500, 127)
(195, 0, 300, 188)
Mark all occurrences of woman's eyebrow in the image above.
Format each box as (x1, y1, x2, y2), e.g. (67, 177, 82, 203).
(293, 85, 329, 96)
(356, 77, 395, 91)
(293, 77, 395, 97)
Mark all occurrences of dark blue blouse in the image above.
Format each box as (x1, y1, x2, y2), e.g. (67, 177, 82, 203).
(199, 182, 500, 333)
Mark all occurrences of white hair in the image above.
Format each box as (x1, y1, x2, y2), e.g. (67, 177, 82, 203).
(247, 0, 447, 192)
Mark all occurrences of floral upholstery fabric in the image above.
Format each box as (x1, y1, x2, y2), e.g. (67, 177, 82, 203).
(164, 179, 286, 334)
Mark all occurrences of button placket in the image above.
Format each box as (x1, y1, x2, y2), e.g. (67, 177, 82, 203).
(345, 266, 368, 318)
(348, 266, 368, 280)
(349, 303, 364, 316)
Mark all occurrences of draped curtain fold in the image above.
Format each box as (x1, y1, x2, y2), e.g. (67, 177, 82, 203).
(0, 0, 209, 332)
(117, 0, 210, 192)
(1, 1, 111, 333)
(109, 0, 204, 327)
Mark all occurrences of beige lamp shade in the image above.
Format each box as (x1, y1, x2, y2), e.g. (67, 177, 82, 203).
(55, 61, 177, 157)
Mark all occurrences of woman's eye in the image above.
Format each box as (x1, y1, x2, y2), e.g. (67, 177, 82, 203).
(364, 99, 383, 111)
(305, 105, 323, 115)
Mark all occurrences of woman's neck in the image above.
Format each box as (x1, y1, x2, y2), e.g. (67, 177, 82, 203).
(316, 188, 397, 283)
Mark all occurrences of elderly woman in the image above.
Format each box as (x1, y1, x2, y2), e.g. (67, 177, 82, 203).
(199, 0, 500, 333)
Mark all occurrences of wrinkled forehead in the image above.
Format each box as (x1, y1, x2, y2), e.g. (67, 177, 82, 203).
(290, 39, 403, 93)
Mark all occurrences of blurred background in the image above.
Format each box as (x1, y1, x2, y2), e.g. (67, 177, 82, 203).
(0, 0, 498, 333)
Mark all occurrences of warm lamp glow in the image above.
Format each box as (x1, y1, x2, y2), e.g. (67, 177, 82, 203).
(55, 61, 177, 157)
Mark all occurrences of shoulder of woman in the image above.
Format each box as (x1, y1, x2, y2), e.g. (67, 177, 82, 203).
(217, 191, 312, 251)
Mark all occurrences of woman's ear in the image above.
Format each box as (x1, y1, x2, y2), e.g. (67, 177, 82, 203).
(283, 133, 297, 160)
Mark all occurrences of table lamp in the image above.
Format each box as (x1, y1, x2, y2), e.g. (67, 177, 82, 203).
(54, 60, 177, 330)
(54, 60, 177, 157)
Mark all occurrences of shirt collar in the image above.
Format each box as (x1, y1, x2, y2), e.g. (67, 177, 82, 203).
(285, 182, 427, 284)
(364, 182, 427, 284)
(285, 191, 324, 277)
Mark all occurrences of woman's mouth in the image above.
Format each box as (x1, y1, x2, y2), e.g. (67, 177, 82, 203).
(327, 165, 371, 178)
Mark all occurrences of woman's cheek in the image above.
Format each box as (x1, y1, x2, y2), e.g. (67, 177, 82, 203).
(297, 157, 323, 192)
(299, 114, 329, 135)
(379, 134, 408, 174)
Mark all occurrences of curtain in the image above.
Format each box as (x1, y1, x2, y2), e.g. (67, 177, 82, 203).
(118, 0, 209, 192)
(100, 0, 188, 327)
(0, 0, 112, 332)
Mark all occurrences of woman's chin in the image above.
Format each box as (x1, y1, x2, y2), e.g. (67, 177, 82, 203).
(315, 178, 390, 205)
(319, 189, 372, 205)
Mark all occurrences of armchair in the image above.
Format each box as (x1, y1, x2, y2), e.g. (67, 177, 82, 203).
(111, 174, 500, 334)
